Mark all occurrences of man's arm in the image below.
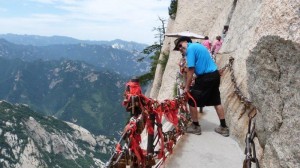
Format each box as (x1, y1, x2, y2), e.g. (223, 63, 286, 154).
(184, 67, 195, 93)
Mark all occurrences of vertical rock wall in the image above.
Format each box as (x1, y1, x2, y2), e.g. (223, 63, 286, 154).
(151, 0, 300, 167)
(247, 36, 300, 168)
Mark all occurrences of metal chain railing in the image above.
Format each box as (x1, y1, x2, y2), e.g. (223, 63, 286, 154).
(220, 57, 260, 168)
(243, 112, 260, 168)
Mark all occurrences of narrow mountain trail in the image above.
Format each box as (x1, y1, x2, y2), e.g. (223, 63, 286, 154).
(164, 106, 244, 168)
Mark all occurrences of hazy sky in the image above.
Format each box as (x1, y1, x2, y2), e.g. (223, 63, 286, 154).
(0, 0, 170, 44)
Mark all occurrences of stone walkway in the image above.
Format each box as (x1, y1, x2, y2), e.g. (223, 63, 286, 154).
(163, 106, 244, 168)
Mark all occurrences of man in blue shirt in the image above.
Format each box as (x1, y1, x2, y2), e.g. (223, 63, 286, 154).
(174, 36, 229, 137)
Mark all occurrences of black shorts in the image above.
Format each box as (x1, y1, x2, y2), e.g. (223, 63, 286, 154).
(188, 70, 221, 107)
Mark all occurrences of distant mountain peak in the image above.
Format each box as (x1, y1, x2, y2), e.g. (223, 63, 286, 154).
(0, 33, 148, 52)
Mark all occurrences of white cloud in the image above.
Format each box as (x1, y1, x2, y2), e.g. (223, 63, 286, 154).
(0, 0, 170, 44)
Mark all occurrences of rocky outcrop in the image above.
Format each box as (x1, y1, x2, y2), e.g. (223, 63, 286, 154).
(0, 101, 115, 168)
(150, 0, 300, 167)
(248, 36, 300, 167)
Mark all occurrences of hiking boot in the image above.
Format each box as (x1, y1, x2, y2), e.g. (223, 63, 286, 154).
(186, 124, 201, 135)
(214, 126, 229, 137)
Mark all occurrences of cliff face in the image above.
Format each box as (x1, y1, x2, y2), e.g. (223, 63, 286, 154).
(150, 0, 300, 167)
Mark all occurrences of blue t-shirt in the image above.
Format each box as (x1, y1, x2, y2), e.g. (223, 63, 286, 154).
(186, 43, 217, 75)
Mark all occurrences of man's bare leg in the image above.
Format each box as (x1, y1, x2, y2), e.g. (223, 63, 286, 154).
(214, 104, 225, 119)
(189, 105, 199, 122)
(186, 105, 201, 135)
(214, 104, 229, 137)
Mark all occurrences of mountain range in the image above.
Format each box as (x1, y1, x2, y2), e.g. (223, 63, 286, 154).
(0, 33, 151, 135)
(0, 34, 150, 76)
(0, 33, 147, 53)
(0, 57, 129, 136)
(0, 34, 150, 165)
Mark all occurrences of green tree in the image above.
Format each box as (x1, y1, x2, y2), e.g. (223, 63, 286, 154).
(168, 0, 178, 20)
(138, 17, 168, 85)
